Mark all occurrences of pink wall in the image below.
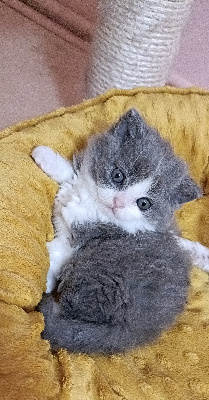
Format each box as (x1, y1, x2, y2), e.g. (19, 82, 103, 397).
(170, 0, 209, 89)
(0, 0, 208, 130)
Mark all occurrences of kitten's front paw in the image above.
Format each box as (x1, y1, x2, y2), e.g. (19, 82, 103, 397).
(32, 146, 56, 175)
(32, 146, 75, 184)
(177, 237, 209, 272)
(62, 201, 89, 226)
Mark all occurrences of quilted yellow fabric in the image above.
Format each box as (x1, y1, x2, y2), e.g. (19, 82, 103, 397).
(1, 87, 209, 400)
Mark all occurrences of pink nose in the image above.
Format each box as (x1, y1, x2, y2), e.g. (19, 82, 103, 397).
(113, 196, 126, 208)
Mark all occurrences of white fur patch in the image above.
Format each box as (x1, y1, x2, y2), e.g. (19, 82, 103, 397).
(32, 146, 75, 184)
(46, 236, 78, 293)
(73, 171, 155, 234)
(177, 237, 209, 271)
(96, 177, 154, 232)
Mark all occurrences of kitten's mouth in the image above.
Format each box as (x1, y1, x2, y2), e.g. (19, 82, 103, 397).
(106, 204, 123, 218)
(106, 205, 116, 215)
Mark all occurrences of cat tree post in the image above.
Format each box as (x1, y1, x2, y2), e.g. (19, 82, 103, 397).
(87, 0, 194, 97)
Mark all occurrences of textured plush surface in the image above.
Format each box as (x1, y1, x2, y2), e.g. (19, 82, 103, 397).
(1, 87, 209, 399)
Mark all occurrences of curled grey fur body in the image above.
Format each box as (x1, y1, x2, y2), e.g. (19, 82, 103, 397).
(39, 223, 190, 354)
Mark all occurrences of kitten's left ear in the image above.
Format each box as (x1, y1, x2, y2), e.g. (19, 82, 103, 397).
(172, 175, 202, 207)
(114, 108, 146, 140)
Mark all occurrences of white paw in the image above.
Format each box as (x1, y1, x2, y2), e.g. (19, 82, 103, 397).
(32, 146, 56, 175)
(178, 237, 209, 272)
(61, 201, 84, 227)
(56, 182, 79, 208)
(194, 246, 209, 271)
(32, 146, 75, 184)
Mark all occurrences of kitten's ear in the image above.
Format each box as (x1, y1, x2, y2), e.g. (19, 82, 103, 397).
(114, 109, 146, 140)
(172, 176, 202, 207)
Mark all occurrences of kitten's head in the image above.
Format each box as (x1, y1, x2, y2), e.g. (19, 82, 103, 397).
(74, 109, 201, 233)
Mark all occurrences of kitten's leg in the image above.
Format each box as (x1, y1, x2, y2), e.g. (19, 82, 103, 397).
(177, 237, 209, 271)
(46, 235, 77, 293)
(45, 187, 82, 292)
(32, 146, 76, 184)
(32, 146, 77, 291)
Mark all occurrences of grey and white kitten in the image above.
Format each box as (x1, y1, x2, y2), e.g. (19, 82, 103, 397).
(32, 109, 208, 293)
(32, 109, 208, 353)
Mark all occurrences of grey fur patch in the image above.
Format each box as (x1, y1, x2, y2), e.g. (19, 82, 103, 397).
(38, 223, 190, 354)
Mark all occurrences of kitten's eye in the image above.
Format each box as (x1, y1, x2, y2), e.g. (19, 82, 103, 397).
(137, 197, 152, 211)
(111, 168, 125, 184)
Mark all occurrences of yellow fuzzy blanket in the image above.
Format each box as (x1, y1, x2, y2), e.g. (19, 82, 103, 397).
(1, 87, 209, 400)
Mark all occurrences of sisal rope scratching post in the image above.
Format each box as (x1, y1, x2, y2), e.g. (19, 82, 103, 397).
(87, 0, 194, 98)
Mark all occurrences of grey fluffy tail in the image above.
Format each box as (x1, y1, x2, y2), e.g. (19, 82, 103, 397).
(38, 294, 132, 354)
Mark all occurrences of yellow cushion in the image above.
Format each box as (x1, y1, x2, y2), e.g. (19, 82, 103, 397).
(1, 87, 209, 400)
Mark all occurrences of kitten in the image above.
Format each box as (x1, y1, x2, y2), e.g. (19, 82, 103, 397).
(38, 222, 190, 354)
(32, 109, 206, 294)
(34, 109, 208, 354)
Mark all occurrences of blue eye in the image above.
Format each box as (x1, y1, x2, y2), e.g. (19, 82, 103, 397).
(111, 168, 125, 184)
(137, 197, 152, 210)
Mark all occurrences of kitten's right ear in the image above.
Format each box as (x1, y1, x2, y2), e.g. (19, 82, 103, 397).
(113, 109, 146, 140)
(171, 175, 202, 208)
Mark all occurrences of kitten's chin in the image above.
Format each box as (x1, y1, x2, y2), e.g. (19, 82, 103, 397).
(116, 219, 156, 235)
(105, 205, 118, 217)
(104, 206, 156, 234)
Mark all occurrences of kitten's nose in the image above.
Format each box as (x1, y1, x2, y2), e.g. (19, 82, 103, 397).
(113, 196, 126, 208)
